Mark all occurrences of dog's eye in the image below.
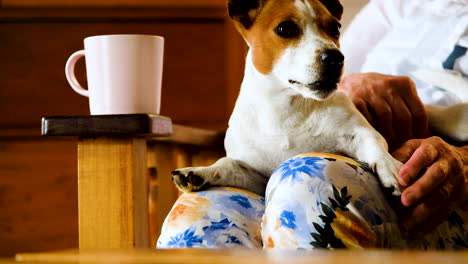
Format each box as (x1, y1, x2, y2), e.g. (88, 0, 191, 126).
(274, 21, 300, 38)
(327, 22, 341, 39)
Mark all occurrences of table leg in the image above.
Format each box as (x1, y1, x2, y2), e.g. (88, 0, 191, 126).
(77, 137, 149, 249)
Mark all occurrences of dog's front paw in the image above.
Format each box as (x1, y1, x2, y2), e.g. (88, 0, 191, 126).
(171, 168, 209, 192)
(373, 157, 404, 196)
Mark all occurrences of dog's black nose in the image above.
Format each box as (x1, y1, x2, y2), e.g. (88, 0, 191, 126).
(320, 49, 344, 67)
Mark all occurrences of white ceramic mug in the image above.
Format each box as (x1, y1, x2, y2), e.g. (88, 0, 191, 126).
(65, 34, 164, 115)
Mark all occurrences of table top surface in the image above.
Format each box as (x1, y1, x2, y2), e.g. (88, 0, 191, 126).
(11, 248, 468, 264)
(41, 114, 173, 137)
(41, 114, 225, 147)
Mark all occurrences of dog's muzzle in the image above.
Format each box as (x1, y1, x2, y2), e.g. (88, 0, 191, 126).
(310, 49, 344, 90)
(288, 49, 344, 97)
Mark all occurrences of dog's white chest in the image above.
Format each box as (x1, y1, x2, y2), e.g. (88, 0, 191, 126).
(225, 96, 352, 175)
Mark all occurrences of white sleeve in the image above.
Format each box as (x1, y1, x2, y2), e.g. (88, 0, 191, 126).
(341, 0, 404, 75)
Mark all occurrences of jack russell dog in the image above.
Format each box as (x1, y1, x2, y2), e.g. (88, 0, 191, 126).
(172, 0, 468, 196)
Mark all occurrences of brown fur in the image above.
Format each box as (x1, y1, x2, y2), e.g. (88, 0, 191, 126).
(310, 0, 341, 46)
(247, 0, 301, 74)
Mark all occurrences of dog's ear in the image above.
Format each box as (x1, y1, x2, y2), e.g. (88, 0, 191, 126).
(319, 0, 343, 20)
(227, 0, 264, 29)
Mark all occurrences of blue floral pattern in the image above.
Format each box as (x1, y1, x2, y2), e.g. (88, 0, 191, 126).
(273, 157, 325, 182)
(279, 211, 297, 229)
(157, 153, 467, 250)
(167, 228, 203, 247)
(229, 195, 253, 209)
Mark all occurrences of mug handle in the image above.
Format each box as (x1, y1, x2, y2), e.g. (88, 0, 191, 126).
(65, 50, 89, 97)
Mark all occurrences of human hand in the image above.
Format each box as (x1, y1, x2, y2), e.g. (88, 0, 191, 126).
(392, 137, 468, 235)
(339, 73, 429, 151)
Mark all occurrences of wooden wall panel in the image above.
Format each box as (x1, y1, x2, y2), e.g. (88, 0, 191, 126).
(0, 139, 78, 256)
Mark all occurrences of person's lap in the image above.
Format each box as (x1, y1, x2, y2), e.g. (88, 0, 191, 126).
(157, 153, 467, 249)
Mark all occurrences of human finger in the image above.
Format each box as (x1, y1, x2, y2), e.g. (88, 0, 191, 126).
(400, 80, 428, 139)
(400, 197, 448, 234)
(401, 158, 449, 207)
(401, 180, 459, 233)
(408, 104, 428, 139)
(398, 141, 438, 187)
(388, 97, 413, 147)
(392, 139, 421, 163)
(370, 100, 397, 151)
(353, 98, 374, 126)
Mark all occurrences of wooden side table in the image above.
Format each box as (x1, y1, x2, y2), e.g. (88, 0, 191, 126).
(41, 114, 224, 249)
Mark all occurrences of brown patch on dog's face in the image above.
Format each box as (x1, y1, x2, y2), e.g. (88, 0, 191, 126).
(244, 0, 302, 74)
(308, 0, 342, 47)
(228, 0, 344, 100)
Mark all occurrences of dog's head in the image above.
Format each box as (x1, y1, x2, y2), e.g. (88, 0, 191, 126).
(228, 0, 344, 100)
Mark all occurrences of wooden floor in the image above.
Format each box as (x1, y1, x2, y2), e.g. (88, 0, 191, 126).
(6, 248, 468, 264)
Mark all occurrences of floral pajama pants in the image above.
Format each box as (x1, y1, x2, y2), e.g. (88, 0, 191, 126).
(157, 153, 467, 249)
